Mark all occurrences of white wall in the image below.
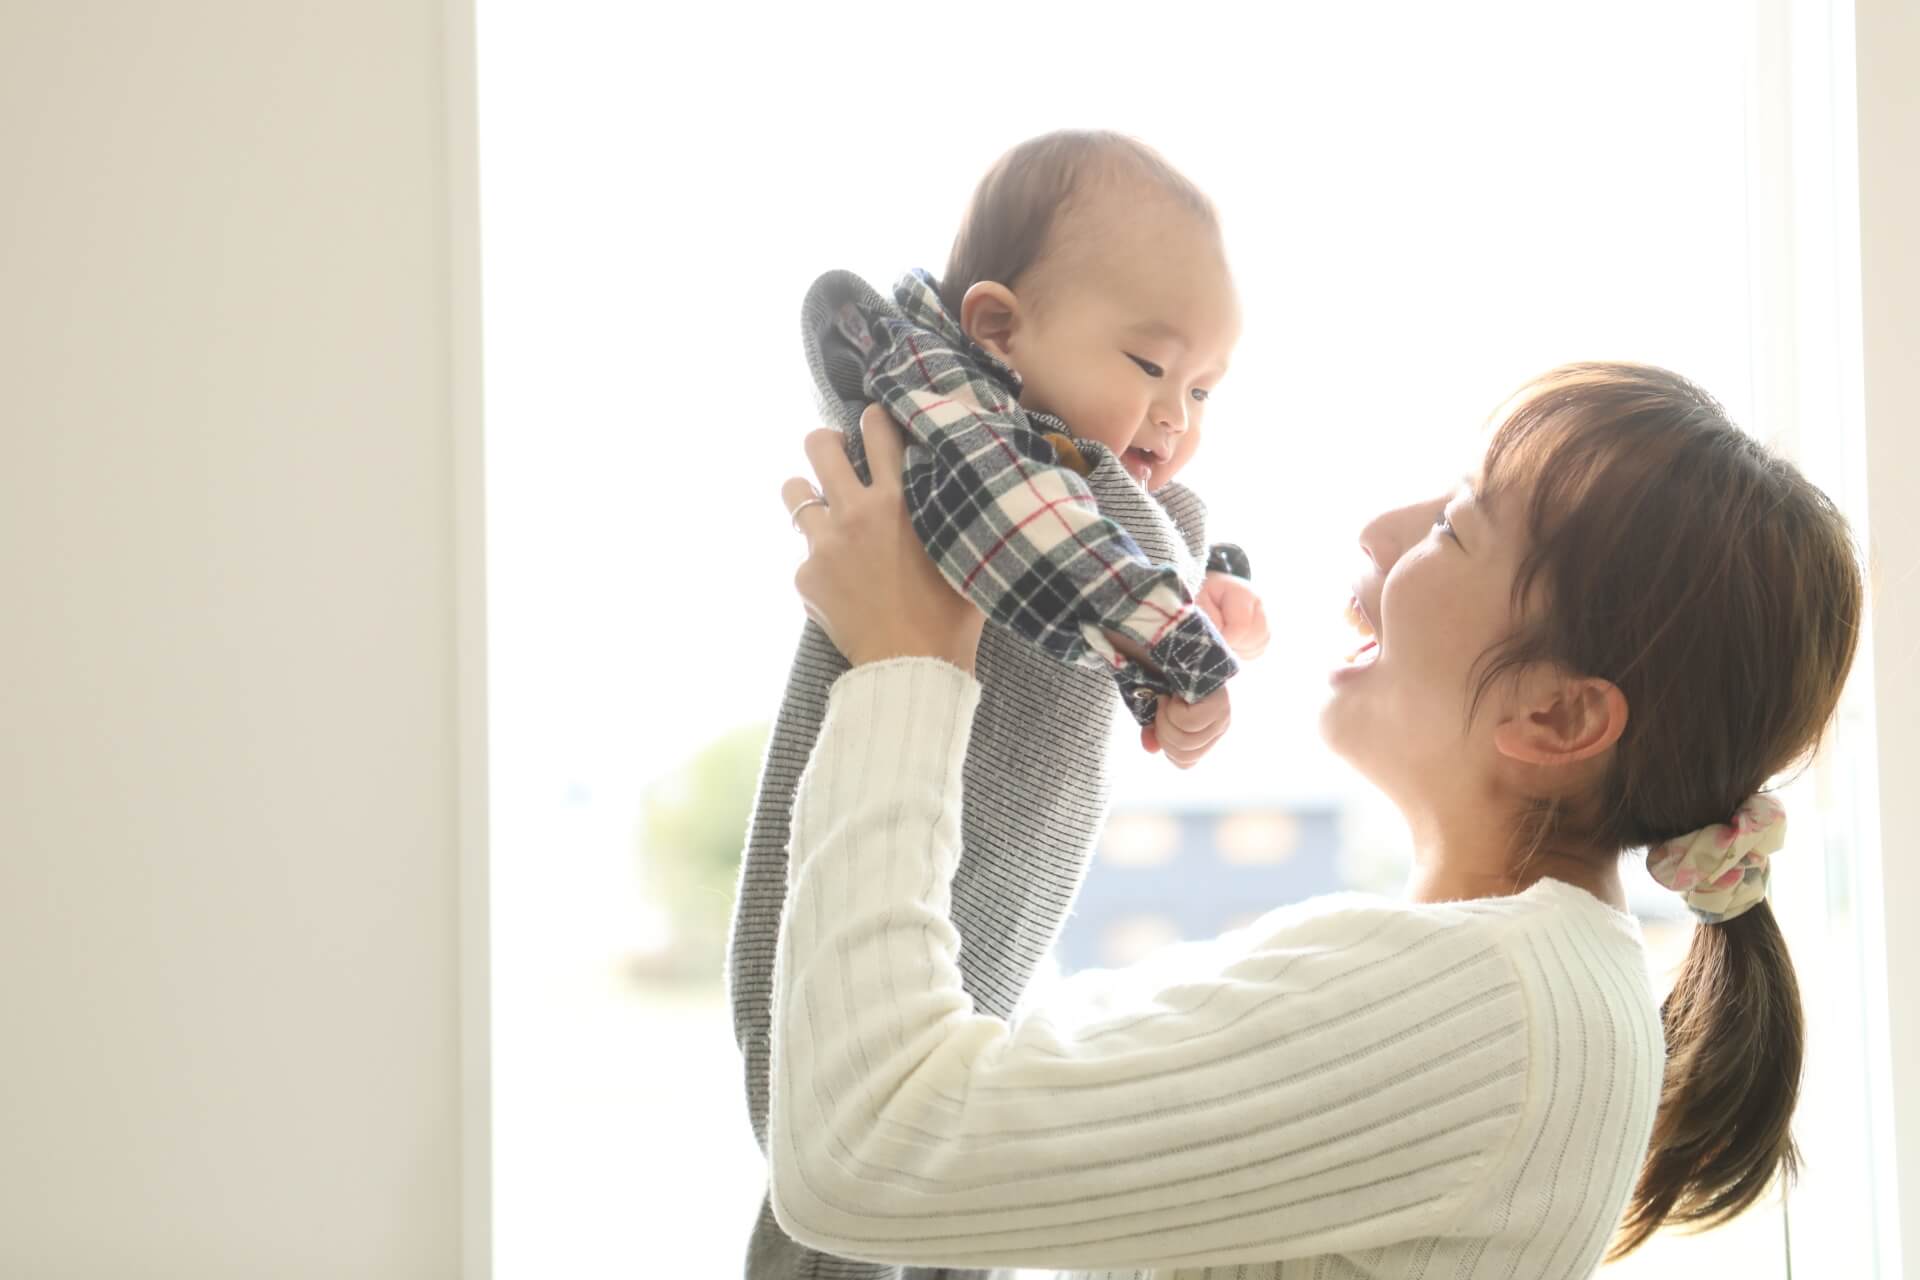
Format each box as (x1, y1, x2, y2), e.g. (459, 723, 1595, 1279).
(0, 3, 483, 1276)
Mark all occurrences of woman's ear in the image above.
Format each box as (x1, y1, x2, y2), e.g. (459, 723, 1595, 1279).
(1492, 673, 1629, 767)
(959, 281, 1021, 363)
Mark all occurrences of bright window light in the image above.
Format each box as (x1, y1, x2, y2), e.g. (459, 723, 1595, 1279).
(476, 4, 1871, 1275)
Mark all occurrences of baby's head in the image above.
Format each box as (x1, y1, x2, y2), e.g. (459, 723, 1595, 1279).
(940, 132, 1240, 492)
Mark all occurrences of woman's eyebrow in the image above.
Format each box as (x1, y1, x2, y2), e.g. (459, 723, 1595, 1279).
(1458, 474, 1494, 514)
(1450, 479, 1488, 548)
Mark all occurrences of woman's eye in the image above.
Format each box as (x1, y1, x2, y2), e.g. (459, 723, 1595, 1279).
(1127, 354, 1165, 378)
(1435, 511, 1459, 541)
(1191, 388, 1210, 403)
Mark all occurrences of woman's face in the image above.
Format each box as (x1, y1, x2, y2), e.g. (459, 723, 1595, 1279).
(1319, 467, 1532, 809)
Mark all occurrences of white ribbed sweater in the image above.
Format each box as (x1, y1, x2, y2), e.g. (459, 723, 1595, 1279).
(769, 660, 1666, 1280)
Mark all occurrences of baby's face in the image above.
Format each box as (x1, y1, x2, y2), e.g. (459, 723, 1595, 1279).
(995, 204, 1239, 491)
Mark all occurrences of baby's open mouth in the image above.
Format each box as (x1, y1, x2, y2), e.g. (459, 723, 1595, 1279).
(1344, 596, 1379, 665)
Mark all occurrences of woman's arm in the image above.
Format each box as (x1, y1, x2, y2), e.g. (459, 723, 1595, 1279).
(768, 660, 1530, 1273)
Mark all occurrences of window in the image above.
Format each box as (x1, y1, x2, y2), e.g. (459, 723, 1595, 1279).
(476, 3, 1882, 1274)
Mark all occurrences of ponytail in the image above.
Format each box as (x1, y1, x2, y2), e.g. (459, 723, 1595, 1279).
(1610, 903, 1804, 1259)
(1468, 364, 1860, 1256)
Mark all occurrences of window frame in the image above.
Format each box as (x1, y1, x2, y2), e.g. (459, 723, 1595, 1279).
(1738, 0, 1914, 1273)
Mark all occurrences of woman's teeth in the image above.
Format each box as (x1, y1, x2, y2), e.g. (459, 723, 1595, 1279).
(1343, 597, 1379, 664)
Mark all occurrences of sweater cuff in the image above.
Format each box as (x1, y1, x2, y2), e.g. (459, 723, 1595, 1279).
(814, 658, 981, 846)
(826, 655, 981, 713)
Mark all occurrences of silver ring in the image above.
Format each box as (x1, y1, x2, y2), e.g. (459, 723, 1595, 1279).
(790, 496, 828, 530)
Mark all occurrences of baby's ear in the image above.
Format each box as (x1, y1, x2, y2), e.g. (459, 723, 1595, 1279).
(959, 281, 1021, 363)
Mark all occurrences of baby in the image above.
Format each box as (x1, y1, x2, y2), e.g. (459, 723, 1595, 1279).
(728, 130, 1267, 1280)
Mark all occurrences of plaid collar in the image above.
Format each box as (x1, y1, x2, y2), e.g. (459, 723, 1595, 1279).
(892, 269, 1096, 443)
(894, 270, 1026, 401)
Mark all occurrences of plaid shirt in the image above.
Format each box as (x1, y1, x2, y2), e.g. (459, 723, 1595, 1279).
(829, 270, 1240, 714)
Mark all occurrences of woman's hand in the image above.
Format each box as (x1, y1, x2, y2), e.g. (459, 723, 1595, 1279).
(784, 405, 988, 675)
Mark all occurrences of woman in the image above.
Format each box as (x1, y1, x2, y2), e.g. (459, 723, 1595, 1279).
(769, 364, 1863, 1277)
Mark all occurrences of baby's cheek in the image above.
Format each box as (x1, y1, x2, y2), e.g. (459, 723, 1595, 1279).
(1079, 380, 1150, 452)
(1072, 403, 1139, 456)
(1178, 419, 1206, 461)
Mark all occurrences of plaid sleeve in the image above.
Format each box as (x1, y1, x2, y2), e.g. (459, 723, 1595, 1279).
(860, 286, 1239, 707)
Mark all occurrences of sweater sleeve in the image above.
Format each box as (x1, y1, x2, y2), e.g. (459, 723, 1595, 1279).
(768, 660, 1531, 1274)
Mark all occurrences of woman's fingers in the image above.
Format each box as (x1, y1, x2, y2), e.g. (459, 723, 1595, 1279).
(859, 403, 906, 483)
(803, 429, 858, 507)
(781, 476, 829, 542)
(776, 404, 985, 674)
(802, 406, 902, 509)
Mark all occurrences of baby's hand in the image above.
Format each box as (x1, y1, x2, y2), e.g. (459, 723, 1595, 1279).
(1196, 572, 1270, 660)
(1141, 685, 1231, 770)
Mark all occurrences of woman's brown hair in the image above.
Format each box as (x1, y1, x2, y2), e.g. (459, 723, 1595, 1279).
(1472, 363, 1864, 1258)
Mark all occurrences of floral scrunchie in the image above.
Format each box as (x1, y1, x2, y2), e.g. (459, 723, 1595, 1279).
(1645, 794, 1786, 924)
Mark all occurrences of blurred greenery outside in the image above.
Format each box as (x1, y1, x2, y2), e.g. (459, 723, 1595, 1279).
(637, 722, 771, 983)
(634, 720, 1695, 982)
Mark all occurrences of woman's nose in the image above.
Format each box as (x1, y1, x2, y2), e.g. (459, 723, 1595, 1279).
(1358, 500, 1430, 571)
(1357, 517, 1391, 574)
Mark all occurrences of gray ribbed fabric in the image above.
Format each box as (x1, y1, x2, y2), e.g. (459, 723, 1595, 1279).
(728, 273, 1214, 1280)
(769, 662, 1668, 1279)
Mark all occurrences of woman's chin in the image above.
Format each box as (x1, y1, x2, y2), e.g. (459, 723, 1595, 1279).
(1316, 694, 1356, 761)
(1320, 707, 1401, 804)
(1318, 679, 1385, 777)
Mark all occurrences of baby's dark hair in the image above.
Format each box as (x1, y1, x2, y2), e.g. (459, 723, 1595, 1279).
(938, 130, 1219, 318)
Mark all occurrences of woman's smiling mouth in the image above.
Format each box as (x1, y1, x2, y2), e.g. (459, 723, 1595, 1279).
(1341, 594, 1380, 667)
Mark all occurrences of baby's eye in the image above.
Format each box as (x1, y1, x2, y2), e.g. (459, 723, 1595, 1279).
(1191, 388, 1211, 403)
(1434, 511, 1460, 541)
(1127, 354, 1165, 378)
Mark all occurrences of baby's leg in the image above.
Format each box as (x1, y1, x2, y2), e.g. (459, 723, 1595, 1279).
(730, 616, 1112, 1280)
(732, 625, 930, 1279)
(727, 619, 844, 1154)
